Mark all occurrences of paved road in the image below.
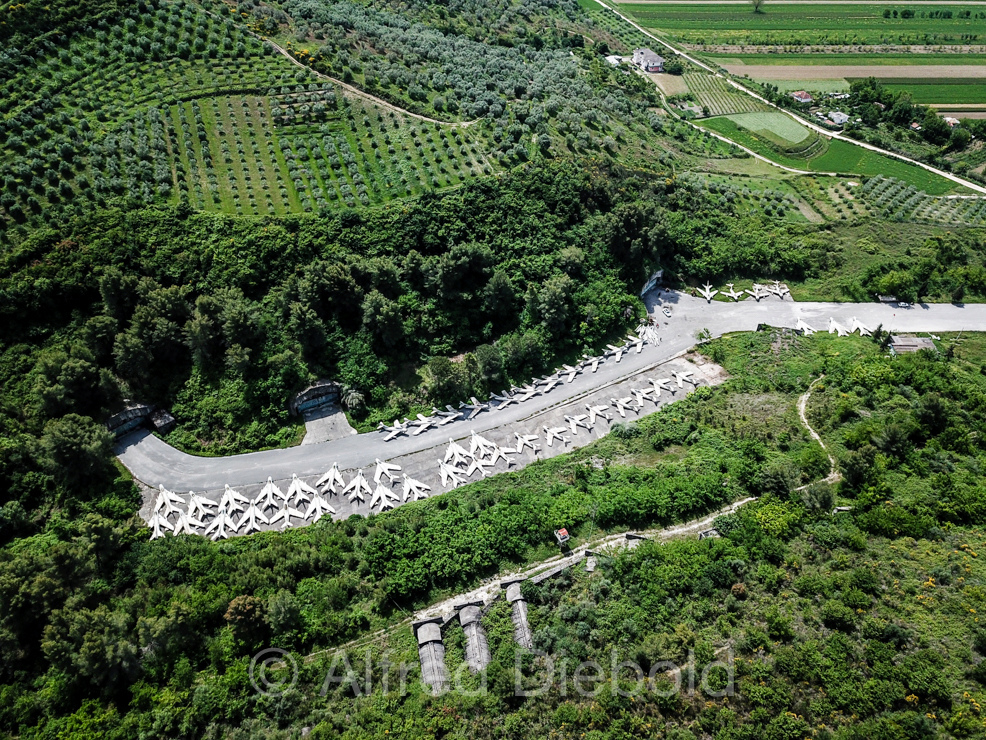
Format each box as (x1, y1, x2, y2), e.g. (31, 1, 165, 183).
(117, 291, 986, 492)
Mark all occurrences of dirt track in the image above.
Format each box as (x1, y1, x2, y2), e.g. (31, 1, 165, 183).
(723, 63, 986, 79)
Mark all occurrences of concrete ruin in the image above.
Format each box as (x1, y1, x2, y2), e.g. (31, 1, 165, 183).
(502, 579, 533, 650)
(457, 602, 492, 673)
(413, 618, 448, 695)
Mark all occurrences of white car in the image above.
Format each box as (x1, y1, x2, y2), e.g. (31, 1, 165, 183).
(896, 302, 910, 308)
(662, 307, 672, 318)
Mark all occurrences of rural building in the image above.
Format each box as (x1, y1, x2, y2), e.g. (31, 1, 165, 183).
(828, 111, 850, 125)
(790, 90, 813, 104)
(632, 48, 664, 72)
(605, 55, 623, 66)
(890, 336, 935, 354)
(911, 122, 923, 131)
(945, 116, 961, 127)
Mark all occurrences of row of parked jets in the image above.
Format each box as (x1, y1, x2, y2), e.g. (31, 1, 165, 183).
(377, 326, 662, 441)
(147, 459, 434, 540)
(697, 281, 791, 303)
(795, 316, 872, 337)
(145, 365, 701, 539)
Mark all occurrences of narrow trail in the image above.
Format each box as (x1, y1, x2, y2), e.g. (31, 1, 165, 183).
(796, 375, 842, 486)
(592, 0, 986, 195)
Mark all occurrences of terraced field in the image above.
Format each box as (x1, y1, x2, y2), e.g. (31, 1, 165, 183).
(683, 73, 769, 115)
(728, 111, 815, 148)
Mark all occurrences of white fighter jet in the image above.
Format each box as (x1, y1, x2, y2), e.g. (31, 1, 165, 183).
(401, 474, 432, 502)
(631, 388, 655, 408)
(795, 319, 816, 336)
(606, 344, 625, 362)
(377, 419, 409, 441)
(721, 283, 743, 301)
(586, 404, 611, 425)
(626, 334, 644, 354)
(148, 512, 174, 540)
(514, 384, 542, 403)
(490, 391, 517, 410)
(444, 439, 473, 467)
(205, 511, 238, 541)
(317, 463, 346, 494)
(564, 414, 592, 435)
(374, 459, 402, 484)
(583, 355, 602, 373)
(408, 414, 435, 436)
(540, 375, 561, 394)
(649, 378, 673, 395)
(269, 504, 305, 531)
(488, 445, 514, 466)
(154, 485, 185, 518)
(220, 484, 250, 514)
(431, 407, 460, 425)
(238, 504, 270, 534)
(611, 397, 637, 417)
(187, 493, 217, 521)
(514, 433, 540, 453)
(286, 474, 318, 506)
(698, 283, 718, 302)
(305, 495, 336, 523)
(849, 317, 872, 337)
(469, 431, 496, 459)
(172, 510, 205, 536)
(369, 483, 400, 511)
(672, 370, 695, 388)
(459, 397, 489, 420)
(254, 477, 284, 512)
(562, 364, 581, 383)
(438, 460, 467, 489)
(343, 470, 372, 503)
(543, 426, 569, 447)
(465, 457, 494, 478)
(828, 317, 849, 337)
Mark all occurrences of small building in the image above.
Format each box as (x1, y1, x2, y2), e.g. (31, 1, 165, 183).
(890, 336, 935, 354)
(149, 409, 176, 435)
(554, 528, 570, 545)
(828, 111, 850, 125)
(790, 90, 813, 104)
(631, 48, 664, 73)
(604, 55, 623, 66)
(911, 121, 923, 131)
(877, 294, 898, 304)
(945, 116, 961, 127)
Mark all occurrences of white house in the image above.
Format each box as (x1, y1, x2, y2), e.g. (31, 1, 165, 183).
(631, 48, 664, 73)
(828, 111, 850, 125)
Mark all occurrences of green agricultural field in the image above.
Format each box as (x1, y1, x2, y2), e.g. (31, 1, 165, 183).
(618, 3, 986, 46)
(729, 111, 813, 145)
(702, 115, 959, 194)
(707, 53, 986, 67)
(881, 81, 986, 104)
(683, 73, 770, 115)
(759, 79, 852, 94)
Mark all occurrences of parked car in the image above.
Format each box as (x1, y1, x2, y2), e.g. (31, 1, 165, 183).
(897, 302, 910, 308)
(663, 307, 672, 318)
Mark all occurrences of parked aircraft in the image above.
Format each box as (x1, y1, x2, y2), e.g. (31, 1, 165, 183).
(304, 495, 336, 522)
(173, 510, 205, 536)
(648, 378, 672, 395)
(721, 283, 743, 301)
(254, 477, 284, 511)
(438, 460, 467, 488)
(187, 493, 217, 520)
(317, 463, 346, 494)
(402, 474, 432, 502)
(238, 504, 270, 534)
(469, 431, 496, 458)
(543, 426, 569, 447)
(611, 397, 637, 417)
(377, 419, 408, 441)
(205, 511, 238, 541)
(374, 459, 402, 484)
(514, 433, 540, 453)
(795, 318, 815, 336)
(269, 504, 305, 531)
(672, 370, 694, 388)
(343, 470, 371, 503)
(564, 414, 591, 435)
(586, 404, 611, 425)
(444, 439, 473, 467)
(562, 364, 581, 383)
(459, 397, 489, 420)
(606, 344, 625, 362)
(286, 473, 318, 505)
(154, 485, 185, 517)
(490, 391, 517, 409)
(220, 484, 250, 514)
(370, 483, 400, 511)
(148, 512, 174, 539)
(431, 407, 460, 425)
(698, 283, 718, 302)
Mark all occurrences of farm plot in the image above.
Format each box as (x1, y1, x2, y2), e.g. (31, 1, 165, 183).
(881, 81, 986, 105)
(860, 175, 986, 224)
(618, 3, 986, 47)
(684, 74, 769, 115)
(727, 111, 820, 154)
